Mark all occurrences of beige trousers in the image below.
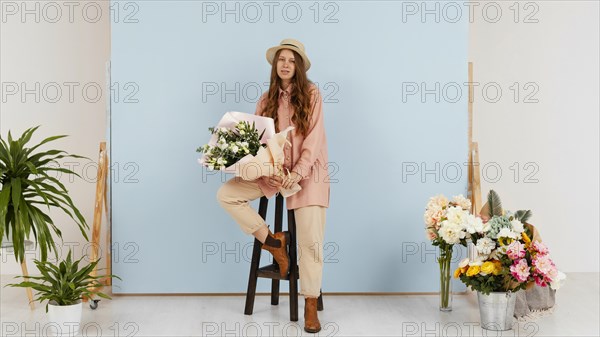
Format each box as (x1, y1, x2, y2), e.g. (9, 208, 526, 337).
(217, 177, 326, 298)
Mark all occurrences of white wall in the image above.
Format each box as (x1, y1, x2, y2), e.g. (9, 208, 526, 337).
(0, 1, 110, 274)
(469, 1, 599, 272)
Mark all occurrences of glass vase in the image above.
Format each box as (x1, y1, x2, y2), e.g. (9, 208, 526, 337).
(438, 246, 453, 311)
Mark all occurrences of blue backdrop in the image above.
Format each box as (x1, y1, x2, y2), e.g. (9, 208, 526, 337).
(110, 0, 469, 293)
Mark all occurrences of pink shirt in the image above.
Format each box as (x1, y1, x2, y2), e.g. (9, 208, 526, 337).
(255, 83, 330, 210)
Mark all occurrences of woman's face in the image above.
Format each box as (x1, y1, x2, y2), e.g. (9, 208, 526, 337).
(276, 49, 296, 83)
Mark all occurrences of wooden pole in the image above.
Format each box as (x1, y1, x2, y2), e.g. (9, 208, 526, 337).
(86, 142, 108, 298)
(20, 261, 35, 310)
(467, 62, 482, 215)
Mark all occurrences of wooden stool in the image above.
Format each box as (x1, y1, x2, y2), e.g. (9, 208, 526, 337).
(244, 194, 323, 321)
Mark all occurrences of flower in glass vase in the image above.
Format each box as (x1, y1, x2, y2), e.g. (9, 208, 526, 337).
(423, 194, 474, 311)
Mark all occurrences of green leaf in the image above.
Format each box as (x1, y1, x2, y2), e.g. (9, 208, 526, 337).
(514, 210, 532, 223)
(487, 190, 503, 217)
(0, 127, 90, 263)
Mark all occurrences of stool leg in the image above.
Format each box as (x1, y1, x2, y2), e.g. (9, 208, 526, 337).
(288, 209, 299, 321)
(271, 194, 284, 306)
(244, 197, 269, 315)
(317, 289, 324, 311)
(244, 238, 262, 315)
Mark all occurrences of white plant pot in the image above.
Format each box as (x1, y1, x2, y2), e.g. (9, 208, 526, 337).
(47, 300, 83, 337)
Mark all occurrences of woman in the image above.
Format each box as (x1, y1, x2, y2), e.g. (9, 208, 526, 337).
(217, 38, 330, 333)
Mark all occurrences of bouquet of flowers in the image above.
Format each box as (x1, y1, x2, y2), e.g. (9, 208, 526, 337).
(454, 190, 566, 295)
(197, 111, 301, 197)
(197, 121, 264, 171)
(424, 193, 476, 311)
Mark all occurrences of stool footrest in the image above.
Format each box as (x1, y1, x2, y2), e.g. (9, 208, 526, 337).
(257, 263, 299, 280)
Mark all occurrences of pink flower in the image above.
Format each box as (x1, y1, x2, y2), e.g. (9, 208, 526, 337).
(426, 228, 438, 241)
(535, 275, 547, 287)
(510, 259, 530, 282)
(532, 241, 549, 255)
(532, 254, 556, 277)
(506, 241, 526, 260)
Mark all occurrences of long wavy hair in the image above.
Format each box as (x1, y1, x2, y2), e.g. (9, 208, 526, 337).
(258, 49, 314, 138)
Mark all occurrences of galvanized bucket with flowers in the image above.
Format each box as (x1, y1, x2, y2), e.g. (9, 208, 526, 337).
(453, 190, 565, 331)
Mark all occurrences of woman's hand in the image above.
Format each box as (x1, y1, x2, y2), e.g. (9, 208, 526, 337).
(265, 175, 283, 188)
(282, 171, 302, 190)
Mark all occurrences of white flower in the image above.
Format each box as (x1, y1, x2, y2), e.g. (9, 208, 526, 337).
(208, 165, 215, 171)
(424, 204, 444, 228)
(459, 258, 470, 268)
(438, 220, 466, 244)
(230, 145, 239, 153)
(217, 157, 226, 165)
(469, 257, 484, 267)
(497, 227, 518, 239)
(550, 271, 567, 290)
(475, 237, 496, 255)
(511, 219, 525, 234)
(239, 130, 245, 135)
(427, 194, 448, 209)
(464, 214, 485, 234)
(218, 142, 228, 150)
(241, 141, 249, 147)
(453, 194, 472, 210)
(446, 206, 468, 226)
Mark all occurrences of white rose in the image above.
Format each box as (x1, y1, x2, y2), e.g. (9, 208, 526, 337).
(475, 237, 496, 255)
(469, 258, 484, 267)
(446, 206, 468, 226)
(497, 227, 518, 239)
(459, 258, 470, 268)
(428, 195, 449, 209)
(511, 219, 525, 234)
(438, 221, 466, 244)
(230, 145, 239, 153)
(550, 271, 567, 290)
(464, 214, 485, 234)
(453, 194, 472, 210)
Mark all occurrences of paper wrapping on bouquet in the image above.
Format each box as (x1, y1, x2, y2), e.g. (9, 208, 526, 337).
(235, 125, 302, 198)
(198, 111, 276, 169)
(198, 112, 301, 197)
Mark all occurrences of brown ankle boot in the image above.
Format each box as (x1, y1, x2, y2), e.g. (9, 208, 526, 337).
(304, 297, 321, 333)
(261, 231, 289, 278)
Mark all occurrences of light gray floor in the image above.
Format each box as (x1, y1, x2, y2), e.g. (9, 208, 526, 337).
(1, 273, 598, 336)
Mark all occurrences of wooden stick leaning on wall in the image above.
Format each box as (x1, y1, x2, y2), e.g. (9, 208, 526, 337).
(86, 142, 110, 298)
(20, 261, 35, 310)
(467, 62, 482, 214)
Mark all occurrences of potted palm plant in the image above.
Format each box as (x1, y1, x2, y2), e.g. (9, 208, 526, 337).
(7, 249, 119, 336)
(0, 126, 89, 263)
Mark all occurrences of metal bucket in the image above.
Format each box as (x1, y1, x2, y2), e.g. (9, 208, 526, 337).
(477, 291, 518, 331)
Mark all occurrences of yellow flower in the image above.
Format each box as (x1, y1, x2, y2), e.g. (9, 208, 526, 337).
(453, 268, 463, 278)
(481, 261, 495, 274)
(522, 232, 532, 247)
(492, 260, 503, 275)
(498, 237, 514, 247)
(466, 265, 481, 277)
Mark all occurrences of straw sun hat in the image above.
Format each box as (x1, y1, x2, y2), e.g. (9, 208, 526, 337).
(266, 38, 311, 71)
